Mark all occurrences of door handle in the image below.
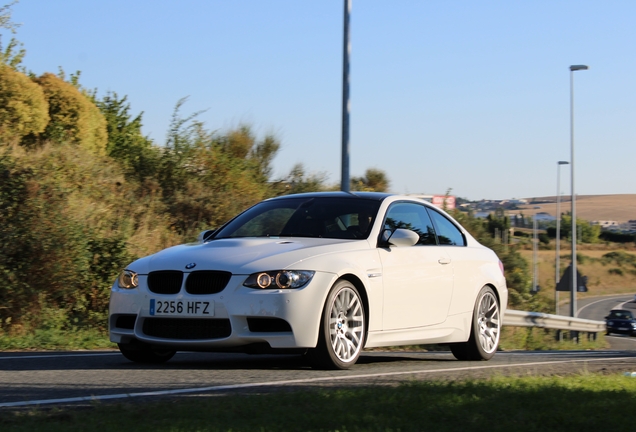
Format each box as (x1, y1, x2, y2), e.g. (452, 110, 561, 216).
(438, 257, 451, 265)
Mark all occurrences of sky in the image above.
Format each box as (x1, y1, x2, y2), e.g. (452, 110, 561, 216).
(5, 0, 636, 201)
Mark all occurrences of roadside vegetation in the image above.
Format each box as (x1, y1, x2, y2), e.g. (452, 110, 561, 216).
(2, 373, 636, 431)
(0, 2, 633, 351)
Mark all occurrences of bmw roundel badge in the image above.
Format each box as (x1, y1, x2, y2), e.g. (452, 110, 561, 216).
(185, 263, 197, 270)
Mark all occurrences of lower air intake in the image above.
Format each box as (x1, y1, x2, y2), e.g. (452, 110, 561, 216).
(142, 318, 231, 340)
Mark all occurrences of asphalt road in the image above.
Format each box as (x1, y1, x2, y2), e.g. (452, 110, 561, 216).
(2, 348, 636, 409)
(2, 295, 636, 410)
(571, 294, 636, 351)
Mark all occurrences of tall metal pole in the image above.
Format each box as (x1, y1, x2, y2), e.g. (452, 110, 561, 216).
(555, 160, 568, 314)
(340, 0, 351, 192)
(569, 65, 588, 318)
(533, 216, 538, 293)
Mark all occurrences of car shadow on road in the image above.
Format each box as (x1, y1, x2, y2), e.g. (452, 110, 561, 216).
(0, 350, 458, 372)
(114, 350, 458, 371)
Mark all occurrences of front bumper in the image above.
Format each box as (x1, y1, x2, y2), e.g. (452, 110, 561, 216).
(109, 271, 337, 350)
(606, 323, 636, 335)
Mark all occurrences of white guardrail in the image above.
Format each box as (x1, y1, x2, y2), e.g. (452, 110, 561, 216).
(504, 309, 606, 333)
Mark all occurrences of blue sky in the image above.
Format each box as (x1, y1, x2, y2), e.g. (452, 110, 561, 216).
(6, 0, 636, 200)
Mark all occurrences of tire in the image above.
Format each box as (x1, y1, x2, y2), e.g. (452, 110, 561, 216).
(450, 286, 500, 361)
(308, 280, 366, 370)
(118, 343, 176, 364)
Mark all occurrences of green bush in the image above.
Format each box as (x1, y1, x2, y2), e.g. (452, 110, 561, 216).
(601, 251, 636, 268)
(0, 65, 49, 144)
(32, 72, 107, 154)
(0, 145, 138, 330)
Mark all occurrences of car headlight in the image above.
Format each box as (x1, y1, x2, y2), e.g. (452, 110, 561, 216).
(607, 321, 614, 326)
(243, 270, 315, 289)
(118, 269, 139, 289)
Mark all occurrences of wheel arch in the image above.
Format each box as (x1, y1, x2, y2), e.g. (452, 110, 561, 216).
(483, 282, 507, 317)
(485, 283, 500, 304)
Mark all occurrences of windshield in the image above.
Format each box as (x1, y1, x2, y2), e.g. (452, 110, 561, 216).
(608, 310, 634, 320)
(213, 197, 381, 240)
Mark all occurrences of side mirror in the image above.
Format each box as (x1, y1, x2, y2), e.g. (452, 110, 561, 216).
(387, 228, 419, 247)
(197, 229, 216, 243)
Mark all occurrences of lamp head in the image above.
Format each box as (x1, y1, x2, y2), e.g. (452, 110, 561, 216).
(558, 161, 570, 165)
(569, 65, 589, 71)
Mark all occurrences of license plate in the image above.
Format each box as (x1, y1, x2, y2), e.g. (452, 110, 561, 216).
(619, 327, 628, 331)
(149, 299, 213, 317)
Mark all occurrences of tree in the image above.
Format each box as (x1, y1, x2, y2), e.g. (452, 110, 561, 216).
(351, 168, 390, 192)
(154, 100, 282, 237)
(249, 133, 280, 183)
(559, 214, 601, 243)
(97, 92, 158, 181)
(274, 163, 330, 195)
(31, 72, 107, 154)
(0, 2, 25, 70)
(486, 208, 510, 237)
(0, 1, 19, 33)
(0, 65, 49, 144)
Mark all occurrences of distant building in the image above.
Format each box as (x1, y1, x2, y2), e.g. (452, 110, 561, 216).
(505, 199, 528, 205)
(592, 220, 620, 230)
(408, 194, 456, 210)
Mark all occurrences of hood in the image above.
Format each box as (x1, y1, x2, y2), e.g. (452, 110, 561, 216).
(127, 237, 370, 275)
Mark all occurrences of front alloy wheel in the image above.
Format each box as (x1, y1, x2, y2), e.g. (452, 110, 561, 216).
(309, 280, 366, 370)
(450, 286, 500, 361)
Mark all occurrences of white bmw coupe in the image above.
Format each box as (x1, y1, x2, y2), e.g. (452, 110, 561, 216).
(109, 192, 507, 369)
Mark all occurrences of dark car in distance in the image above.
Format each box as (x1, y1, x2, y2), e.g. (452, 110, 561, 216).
(605, 309, 636, 336)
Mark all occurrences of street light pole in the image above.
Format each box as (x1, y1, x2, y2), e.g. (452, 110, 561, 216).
(555, 160, 569, 314)
(569, 64, 588, 318)
(533, 215, 538, 293)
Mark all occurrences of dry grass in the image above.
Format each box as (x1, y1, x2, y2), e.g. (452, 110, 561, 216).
(515, 194, 636, 223)
(519, 247, 636, 301)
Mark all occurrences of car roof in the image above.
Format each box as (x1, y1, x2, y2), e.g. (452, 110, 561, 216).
(609, 309, 634, 315)
(266, 191, 394, 202)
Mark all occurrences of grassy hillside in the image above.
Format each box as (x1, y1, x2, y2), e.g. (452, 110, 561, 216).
(516, 194, 636, 223)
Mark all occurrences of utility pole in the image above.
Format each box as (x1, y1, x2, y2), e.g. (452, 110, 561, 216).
(340, 0, 351, 192)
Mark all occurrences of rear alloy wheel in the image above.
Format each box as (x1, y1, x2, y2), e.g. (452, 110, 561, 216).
(309, 280, 366, 370)
(450, 286, 500, 361)
(118, 343, 176, 364)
